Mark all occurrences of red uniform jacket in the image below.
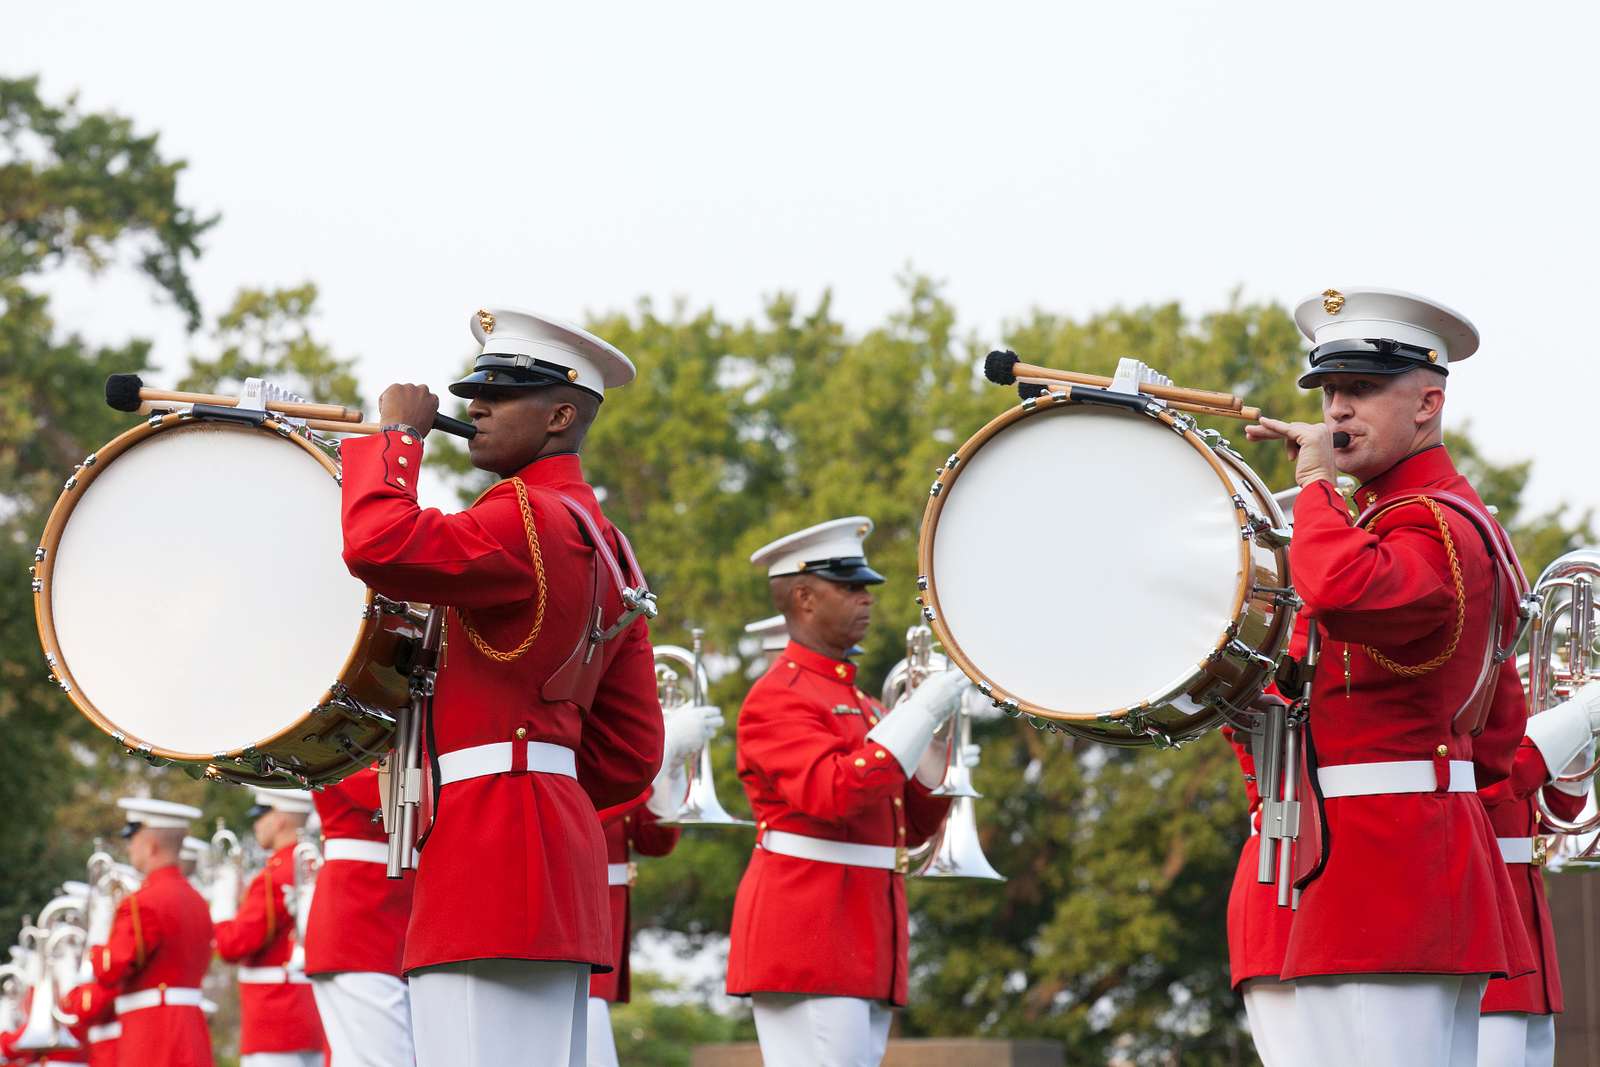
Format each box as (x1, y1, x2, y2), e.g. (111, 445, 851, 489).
(340, 437, 663, 973)
(1223, 725, 1295, 988)
(305, 767, 415, 977)
(727, 641, 952, 1006)
(90, 865, 213, 1067)
(589, 796, 681, 1003)
(1480, 738, 1587, 1014)
(213, 844, 326, 1055)
(1280, 447, 1533, 980)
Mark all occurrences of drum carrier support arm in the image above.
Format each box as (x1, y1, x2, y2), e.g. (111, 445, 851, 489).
(382, 606, 444, 878)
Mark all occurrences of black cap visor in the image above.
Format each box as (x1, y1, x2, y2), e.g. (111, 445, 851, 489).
(1298, 338, 1448, 388)
(450, 355, 603, 401)
(245, 803, 272, 821)
(119, 821, 142, 840)
(798, 557, 885, 585)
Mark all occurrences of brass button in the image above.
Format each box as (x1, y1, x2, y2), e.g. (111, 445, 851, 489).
(787, 661, 797, 670)
(515, 727, 527, 740)
(893, 797, 902, 808)
(401, 434, 414, 446)
(898, 826, 906, 837)
(854, 758, 866, 768)
(874, 750, 887, 760)
(759, 820, 767, 831)
(867, 716, 878, 725)
(158, 982, 167, 992)
(396, 475, 407, 487)
(398, 456, 409, 467)
(1436, 744, 1448, 758)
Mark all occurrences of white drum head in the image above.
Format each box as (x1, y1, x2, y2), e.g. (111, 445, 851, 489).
(930, 407, 1244, 716)
(48, 422, 367, 756)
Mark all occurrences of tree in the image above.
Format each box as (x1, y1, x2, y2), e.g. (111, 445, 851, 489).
(554, 280, 1588, 1065)
(0, 74, 214, 934)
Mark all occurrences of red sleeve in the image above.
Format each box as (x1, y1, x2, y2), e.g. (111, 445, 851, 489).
(213, 865, 288, 962)
(739, 685, 913, 824)
(1221, 725, 1263, 814)
(903, 779, 953, 848)
(1479, 738, 1554, 805)
(576, 619, 665, 812)
(1288, 482, 1459, 646)
(59, 980, 117, 1026)
(91, 894, 161, 986)
(1544, 780, 1590, 823)
(339, 432, 540, 608)
(628, 803, 682, 858)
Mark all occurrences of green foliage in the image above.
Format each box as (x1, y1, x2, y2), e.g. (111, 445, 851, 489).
(0, 76, 214, 328)
(609, 971, 755, 1067)
(178, 283, 364, 407)
(568, 281, 1587, 1063)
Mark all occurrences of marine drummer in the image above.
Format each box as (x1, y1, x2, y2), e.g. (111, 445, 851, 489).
(88, 797, 213, 1067)
(1245, 287, 1536, 1067)
(726, 517, 962, 1067)
(339, 308, 668, 1067)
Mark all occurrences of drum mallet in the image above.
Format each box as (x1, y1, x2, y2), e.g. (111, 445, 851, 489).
(985, 350, 1246, 411)
(106, 374, 477, 439)
(1010, 371, 1263, 423)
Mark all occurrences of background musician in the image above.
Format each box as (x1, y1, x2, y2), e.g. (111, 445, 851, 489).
(213, 788, 326, 1067)
(1245, 287, 1535, 1067)
(339, 308, 664, 1067)
(91, 798, 213, 1067)
(305, 765, 416, 1067)
(727, 516, 963, 1067)
(1478, 685, 1600, 1066)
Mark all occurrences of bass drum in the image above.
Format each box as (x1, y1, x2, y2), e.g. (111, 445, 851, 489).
(33, 413, 419, 787)
(916, 390, 1296, 746)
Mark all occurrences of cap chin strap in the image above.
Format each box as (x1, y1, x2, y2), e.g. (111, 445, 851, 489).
(1308, 337, 1449, 374)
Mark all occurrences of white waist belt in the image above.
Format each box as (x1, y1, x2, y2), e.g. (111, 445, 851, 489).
(1318, 759, 1476, 798)
(607, 862, 635, 886)
(761, 829, 898, 870)
(323, 838, 389, 864)
(238, 965, 312, 985)
(1499, 837, 1536, 864)
(437, 741, 577, 785)
(88, 1022, 121, 1043)
(115, 986, 203, 1014)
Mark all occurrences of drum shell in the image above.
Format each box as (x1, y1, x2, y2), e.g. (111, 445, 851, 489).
(32, 413, 414, 786)
(917, 392, 1294, 746)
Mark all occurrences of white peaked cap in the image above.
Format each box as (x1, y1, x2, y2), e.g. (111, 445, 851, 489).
(744, 614, 790, 652)
(248, 786, 314, 816)
(455, 306, 636, 400)
(1295, 287, 1479, 368)
(117, 797, 202, 830)
(181, 836, 207, 857)
(749, 516, 883, 583)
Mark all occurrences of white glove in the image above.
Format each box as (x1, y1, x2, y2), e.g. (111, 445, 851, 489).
(960, 742, 981, 769)
(1552, 737, 1596, 797)
(867, 670, 969, 783)
(209, 871, 240, 924)
(646, 704, 725, 819)
(1528, 680, 1600, 781)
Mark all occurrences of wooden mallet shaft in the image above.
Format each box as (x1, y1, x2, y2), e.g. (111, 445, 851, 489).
(1016, 376, 1261, 423)
(1009, 359, 1244, 411)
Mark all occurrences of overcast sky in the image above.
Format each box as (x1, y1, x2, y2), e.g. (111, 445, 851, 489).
(8, 2, 1592, 519)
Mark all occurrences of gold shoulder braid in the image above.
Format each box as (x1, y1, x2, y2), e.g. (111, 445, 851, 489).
(458, 477, 549, 663)
(1360, 497, 1466, 677)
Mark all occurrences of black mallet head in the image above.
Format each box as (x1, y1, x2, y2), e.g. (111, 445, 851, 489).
(984, 349, 1020, 386)
(105, 373, 145, 412)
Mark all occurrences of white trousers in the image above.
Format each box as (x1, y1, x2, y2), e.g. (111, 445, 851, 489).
(410, 959, 588, 1067)
(750, 993, 892, 1067)
(242, 1055, 323, 1067)
(586, 997, 619, 1067)
(1294, 974, 1487, 1067)
(311, 971, 414, 1067)
(1477, 1012, 1556, 1067)
(1241, 978, 1299, 1067)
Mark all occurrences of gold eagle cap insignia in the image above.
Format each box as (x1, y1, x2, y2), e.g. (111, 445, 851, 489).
(1321, 289, 1346, 315)
(477, 308, 496, 334)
